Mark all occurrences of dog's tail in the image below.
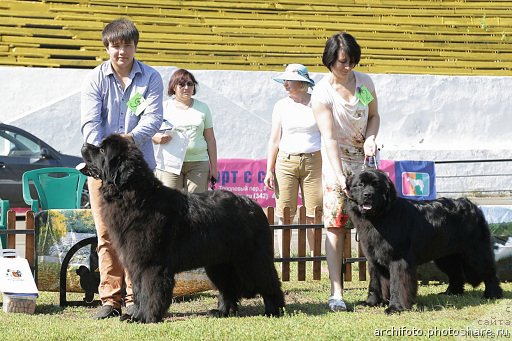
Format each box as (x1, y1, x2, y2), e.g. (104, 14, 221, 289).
(238, 195, 274, 252)
(456, 198, 502, 294)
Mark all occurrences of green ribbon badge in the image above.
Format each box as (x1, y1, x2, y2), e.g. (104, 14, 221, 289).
(355, 85, 374, 106)
(127, 93, 143, 112)
(127, 93, 148, 116)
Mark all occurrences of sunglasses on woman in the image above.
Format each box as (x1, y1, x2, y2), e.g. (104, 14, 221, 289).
(177, 81, 195, 87)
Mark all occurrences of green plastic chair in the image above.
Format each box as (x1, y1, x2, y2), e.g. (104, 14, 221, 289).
(0, 199, 9, 248)
(22, 167, 87, 213)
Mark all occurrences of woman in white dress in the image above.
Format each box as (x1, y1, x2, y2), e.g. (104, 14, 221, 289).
(312, 32, 380, 312)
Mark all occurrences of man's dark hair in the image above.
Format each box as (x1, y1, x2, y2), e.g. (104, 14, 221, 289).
(102, 18, 139, 48)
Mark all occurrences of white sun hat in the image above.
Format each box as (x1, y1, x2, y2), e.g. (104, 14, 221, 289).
(273, 64, 315, 87)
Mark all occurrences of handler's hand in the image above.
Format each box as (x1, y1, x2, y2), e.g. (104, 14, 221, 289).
(338, 175, 350, 197)
(120, 133, 134, 143)
(209, 167, 217, 184)
(363, 135, 377, 156)
(264, 171, 275, 191)
(152, 132, 172, 144)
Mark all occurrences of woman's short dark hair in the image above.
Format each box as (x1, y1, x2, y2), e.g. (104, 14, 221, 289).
(322, 32, 361, 71)
(168, 69, 199, 96)
(102, 18, 139, 48)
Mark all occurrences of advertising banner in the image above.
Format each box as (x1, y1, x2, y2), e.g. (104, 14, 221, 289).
(216, 159, 436, 206)
(216, 159, 276, 207)
(393, 160, 436, 200)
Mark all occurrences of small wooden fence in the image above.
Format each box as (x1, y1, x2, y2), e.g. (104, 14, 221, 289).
(267, 206, 366, 283)
(1, 207, 367, 285)
(0, 210, 35, 268)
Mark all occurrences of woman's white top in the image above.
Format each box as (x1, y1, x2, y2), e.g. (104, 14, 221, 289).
(272, 96, 321, 154)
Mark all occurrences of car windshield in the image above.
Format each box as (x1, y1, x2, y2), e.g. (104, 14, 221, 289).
(0, 129, 41, 158)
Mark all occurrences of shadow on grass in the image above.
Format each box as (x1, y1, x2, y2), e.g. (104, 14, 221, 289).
(348, 287, 510, 314)
(415, 288, 509, 312)
(35, 300, 102, 315)
(35, 304, 68, 315)
(164, 302, 335, 321)
(172, 291, 214, 303)
(169, 284, 372, 319)
(164, 289, 342, 320)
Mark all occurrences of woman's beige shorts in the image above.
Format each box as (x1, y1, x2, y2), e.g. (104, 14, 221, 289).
(155, 160, 210, 193)
(274, 150, 322, 218)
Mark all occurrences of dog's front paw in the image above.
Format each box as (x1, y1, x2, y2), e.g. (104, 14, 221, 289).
(265, 306, 284, 317)
(120, 315, 136, 323)
(484, 285, 503, 299)
(384, 304, 404, 315)
(208, 309, 221, 317)
(212, 300, 239, 317)
(208, 309, 233, 317)
(444, 285, 464, 296)
(364, 294, 383, 307)
(130, 313, 160, 324)
(208, 307, 238, 318)
(119, 304, 136, 322)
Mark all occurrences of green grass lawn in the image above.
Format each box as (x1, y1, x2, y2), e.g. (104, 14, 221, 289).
(0, 272, 510, 341)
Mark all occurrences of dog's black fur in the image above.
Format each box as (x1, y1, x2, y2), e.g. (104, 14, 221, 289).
(79, 135, 285, 323)
(346, 169, 503, 314)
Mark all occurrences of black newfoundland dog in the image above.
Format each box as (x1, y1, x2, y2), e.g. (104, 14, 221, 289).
(346, 169, 503, 314)
(78, 134, 285, 323)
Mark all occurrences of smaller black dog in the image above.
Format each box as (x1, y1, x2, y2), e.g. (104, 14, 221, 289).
(346, 169, 503, 314)
(76, 266, 99, 303)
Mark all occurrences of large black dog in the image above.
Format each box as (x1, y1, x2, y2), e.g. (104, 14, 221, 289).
(346, 169, 503, 314)
(78, 135, 285, 323)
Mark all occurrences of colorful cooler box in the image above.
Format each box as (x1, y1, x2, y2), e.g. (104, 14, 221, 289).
(0, 251, 38, 314)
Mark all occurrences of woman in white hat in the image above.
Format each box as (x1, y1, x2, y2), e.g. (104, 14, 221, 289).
(264, 64, 323, 256)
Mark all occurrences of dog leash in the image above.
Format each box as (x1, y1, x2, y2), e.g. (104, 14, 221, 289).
(361, 146, 382, 171)
(210, 176, 217, 191)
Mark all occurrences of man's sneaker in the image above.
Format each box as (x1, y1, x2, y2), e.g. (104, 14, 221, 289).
(93, 305, 121, 319)
(328, 297, 347, 312)
(120, 304, 135, 322)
